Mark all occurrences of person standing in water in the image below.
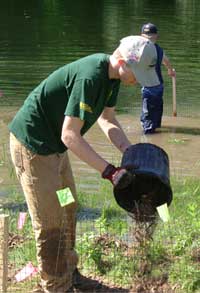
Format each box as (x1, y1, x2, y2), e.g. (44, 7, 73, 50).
(140, 22, 176, 134)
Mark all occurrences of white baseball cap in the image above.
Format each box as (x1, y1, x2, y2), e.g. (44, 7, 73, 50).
(118, 35, 160, 87)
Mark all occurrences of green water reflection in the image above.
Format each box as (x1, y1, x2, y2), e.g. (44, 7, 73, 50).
(0, 0, 200, 117)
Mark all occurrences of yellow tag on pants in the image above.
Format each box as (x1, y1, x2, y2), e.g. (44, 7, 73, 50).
(56, 187, 75, 207)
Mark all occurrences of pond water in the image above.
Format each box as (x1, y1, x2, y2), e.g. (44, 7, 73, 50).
(0, 0, 200, 199)
(1, 0, 200, 116)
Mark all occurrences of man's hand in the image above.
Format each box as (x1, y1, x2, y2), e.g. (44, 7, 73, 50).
(102, 164, 133, 189)
(168, 68, 176, 77)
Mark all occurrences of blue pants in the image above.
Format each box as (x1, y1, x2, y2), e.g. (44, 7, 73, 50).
(140, 84, 164, 133)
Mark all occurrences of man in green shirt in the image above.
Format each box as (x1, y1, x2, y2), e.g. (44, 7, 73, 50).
(9, 36, 158, 292)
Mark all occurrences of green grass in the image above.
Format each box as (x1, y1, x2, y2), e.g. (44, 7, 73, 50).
(1, 176, 200, 292)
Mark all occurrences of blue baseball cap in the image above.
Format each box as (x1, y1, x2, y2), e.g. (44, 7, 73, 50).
(141, 23, 158, 35)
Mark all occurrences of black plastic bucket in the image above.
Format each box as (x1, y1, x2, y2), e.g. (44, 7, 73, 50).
(114, 143, 173, 213)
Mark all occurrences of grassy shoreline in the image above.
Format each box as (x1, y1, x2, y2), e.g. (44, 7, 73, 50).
(1, 176, 200, 292)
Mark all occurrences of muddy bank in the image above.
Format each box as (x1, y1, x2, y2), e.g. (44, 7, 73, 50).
(0, 108, 200, 197)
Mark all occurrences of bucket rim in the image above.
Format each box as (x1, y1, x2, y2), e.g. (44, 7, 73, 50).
(127, 169, 170, 187)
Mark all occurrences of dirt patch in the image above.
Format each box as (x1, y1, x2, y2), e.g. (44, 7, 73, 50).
(79, 232, 175, 293)
(71, 274, 176, 293)
(191, 247, 200, 262)
(130, 275, 176, 293)
(8, 232, 29, 248)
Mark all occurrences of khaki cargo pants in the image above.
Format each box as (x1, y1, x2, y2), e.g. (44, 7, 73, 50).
(10, 133, 78, 292)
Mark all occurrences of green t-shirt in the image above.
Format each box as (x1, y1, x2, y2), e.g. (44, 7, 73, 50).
(9, 53, 120, 155)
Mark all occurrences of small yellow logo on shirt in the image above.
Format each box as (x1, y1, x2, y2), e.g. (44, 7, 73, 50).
(108, 90, 112, 98)
(80, 102, 93, 113)
(106, 90, 113, 101)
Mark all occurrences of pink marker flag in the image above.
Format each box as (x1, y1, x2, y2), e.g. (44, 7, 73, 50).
(17, 212, 27, 230)
(15, 262, 38, 282)
(0, 90, 3, 97)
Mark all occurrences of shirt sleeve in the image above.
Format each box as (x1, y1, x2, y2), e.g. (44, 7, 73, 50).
(64, 79, 97, 123)
(106, 80, 120, 107)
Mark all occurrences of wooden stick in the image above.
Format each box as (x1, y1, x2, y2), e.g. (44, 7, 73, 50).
(0, 214, 9, 293)
(172, 73, 177, 117)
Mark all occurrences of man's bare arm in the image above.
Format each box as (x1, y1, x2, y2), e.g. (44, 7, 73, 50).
(98, 106, 131, 153)
(61, 116, 108, 173)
